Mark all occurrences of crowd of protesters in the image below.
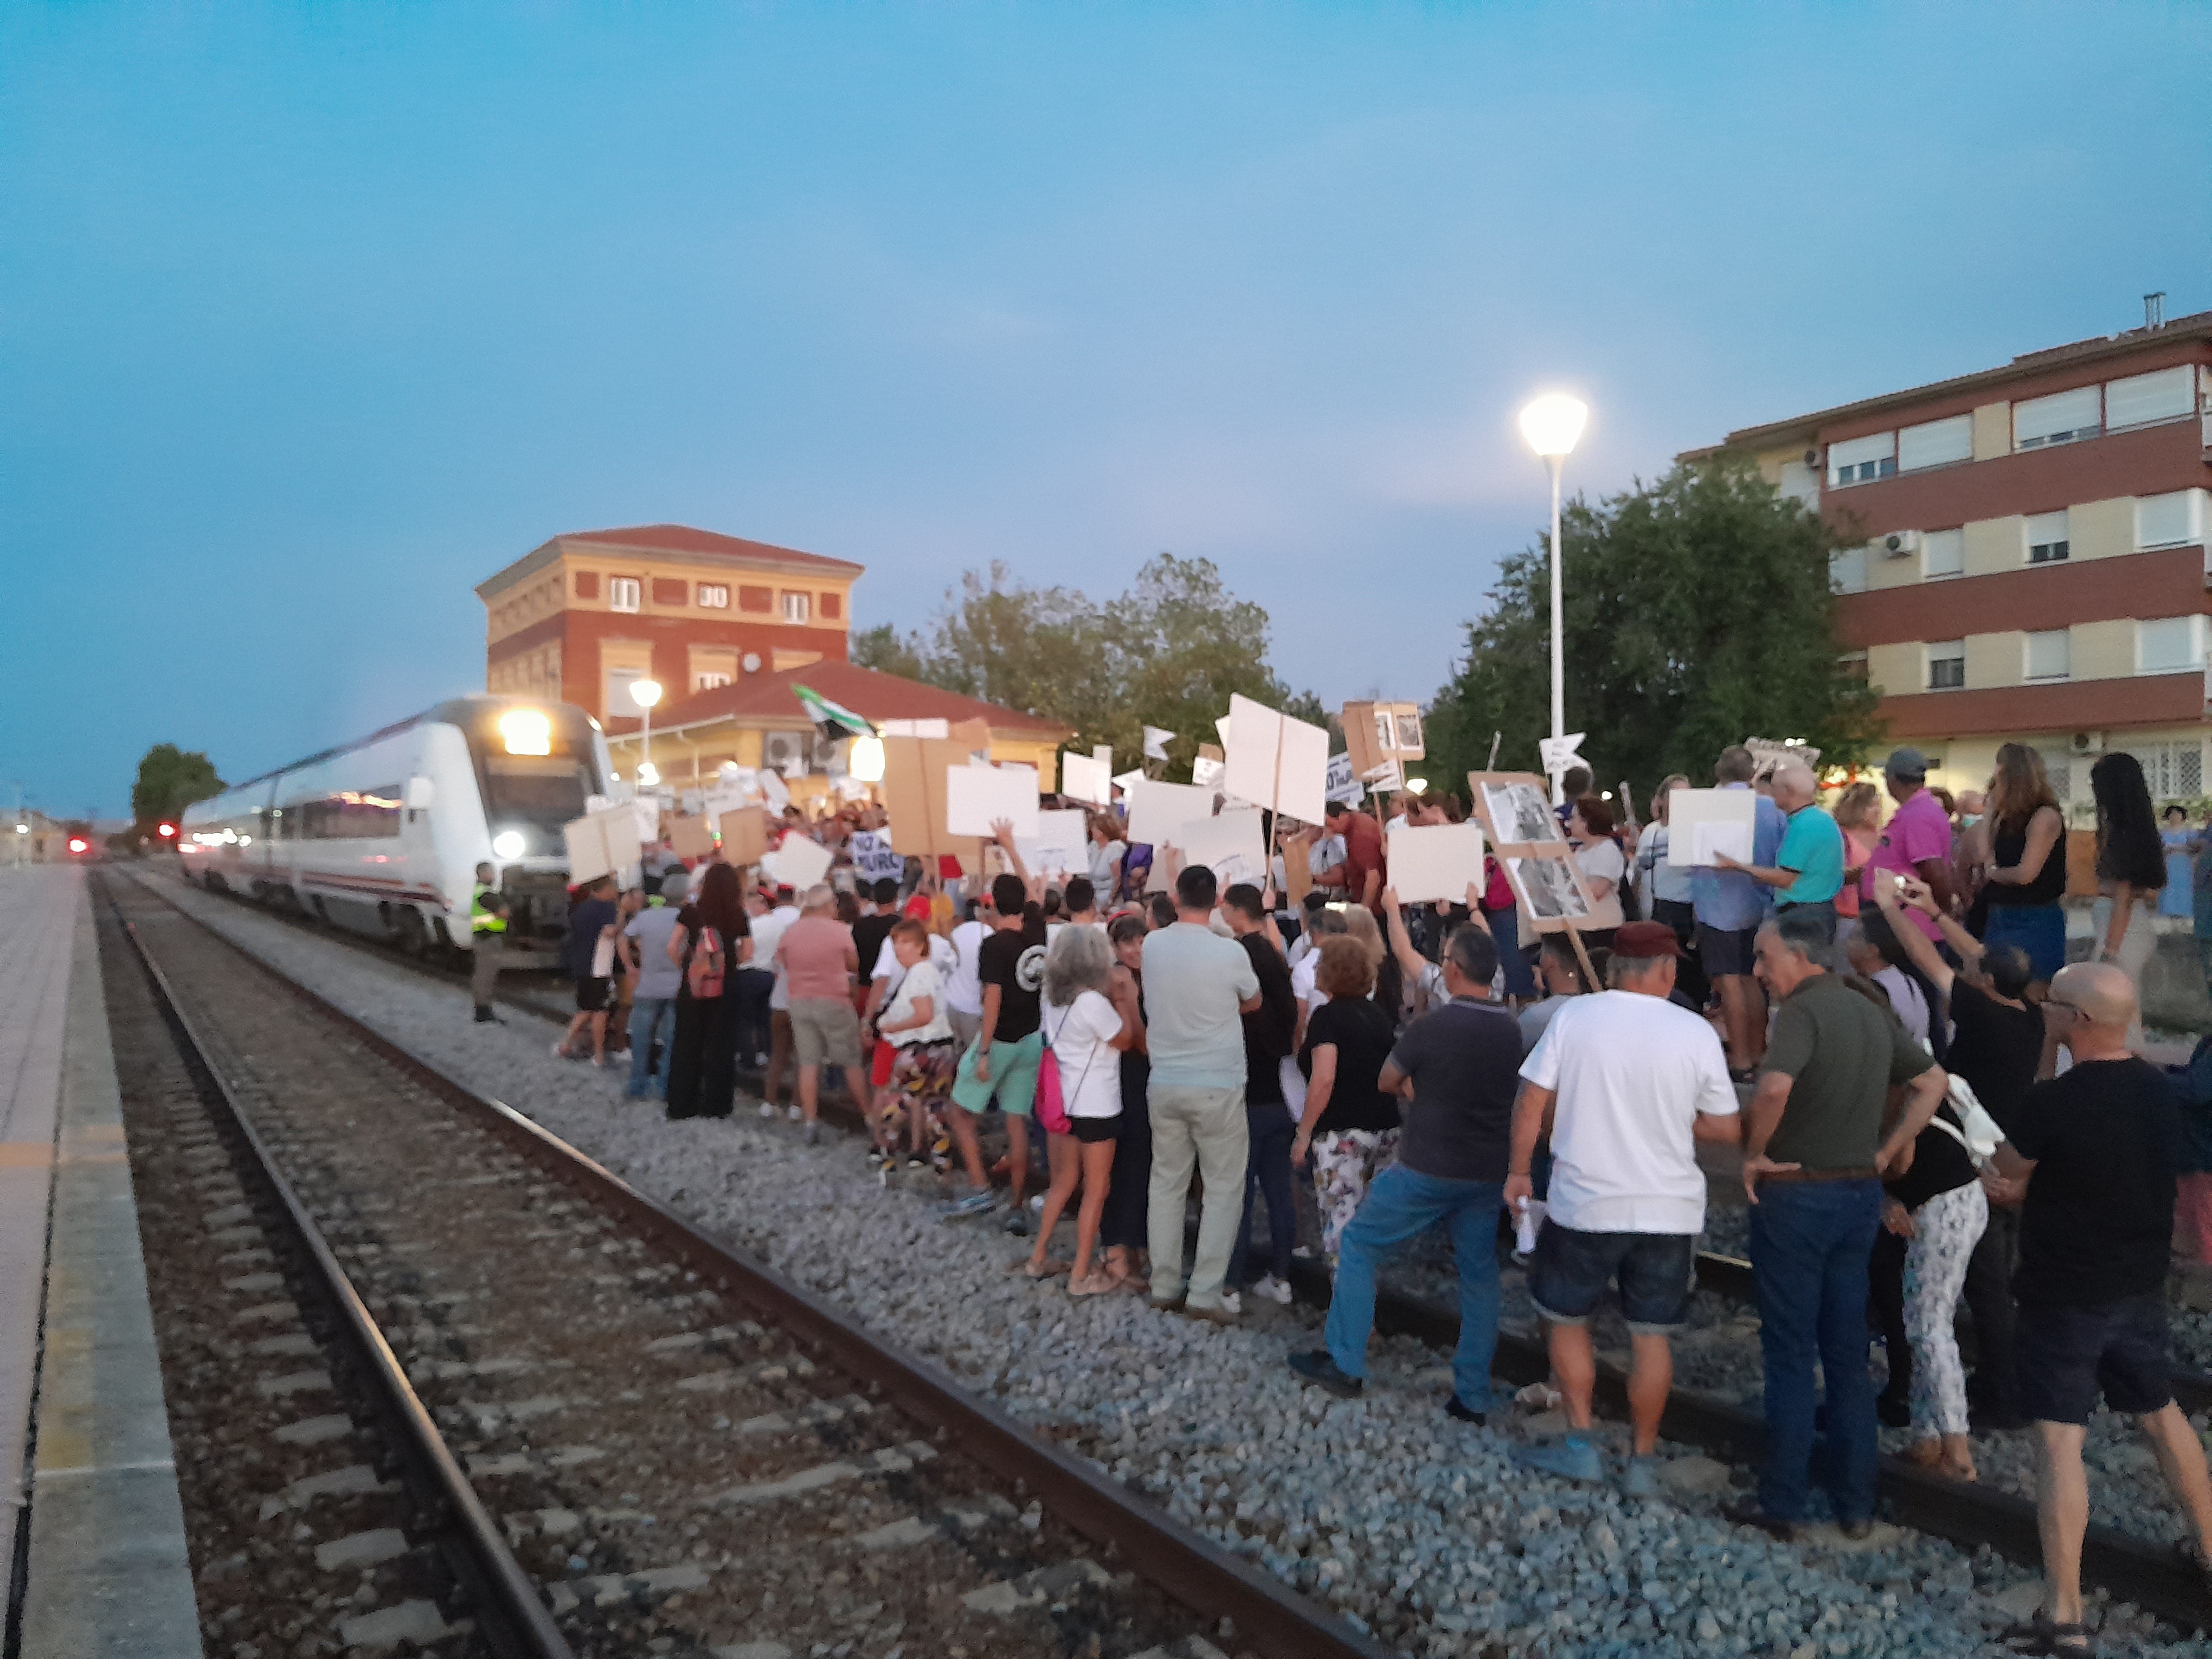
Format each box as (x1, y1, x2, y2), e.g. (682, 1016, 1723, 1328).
(509, 741, 2212, 1651)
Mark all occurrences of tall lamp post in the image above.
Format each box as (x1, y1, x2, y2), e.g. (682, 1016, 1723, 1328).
(1518, 394, 1590, 798)
(631, 678, 663, 787)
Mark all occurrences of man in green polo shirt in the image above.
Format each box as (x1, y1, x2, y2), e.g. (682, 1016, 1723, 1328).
(1715, 763, 1844, 943)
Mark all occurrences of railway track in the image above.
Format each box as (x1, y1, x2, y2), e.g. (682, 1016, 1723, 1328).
(105, 871, 1389, 1659)
(122, 866, 2212, 1638)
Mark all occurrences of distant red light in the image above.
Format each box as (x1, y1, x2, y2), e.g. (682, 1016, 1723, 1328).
(158, 822, 176, 838)
(68, 838, 88, 854)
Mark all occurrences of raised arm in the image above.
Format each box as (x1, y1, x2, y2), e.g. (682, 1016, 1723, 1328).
(1873, 877, 1957, 995)
(1377, 888, 1431, 987)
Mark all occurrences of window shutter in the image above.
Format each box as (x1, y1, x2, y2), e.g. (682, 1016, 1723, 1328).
(2104, 365, 2195, 432)
(2136, 491, 2201, 550)
(1827, 432, 1894, 484)
(2012, 385, 2102, 448)
(1898, 414, 1972, 472)
(1921, 529, 1964, 577)
(2138, 616, 2203, 674)
(2024, 630, 2069, 680)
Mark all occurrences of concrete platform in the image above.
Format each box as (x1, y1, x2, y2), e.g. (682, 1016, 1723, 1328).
(0, 868, 201, 1656)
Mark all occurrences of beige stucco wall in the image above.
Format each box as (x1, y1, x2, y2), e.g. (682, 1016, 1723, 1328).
(2071, 619, 2137, 681)
(1961, 516, 2025, 577)
(1866, 642, 1921, 698)
(1964, 631, 2025, 690)
(2069, 497, 2133, 562)
(1970, 402, 2011, 462)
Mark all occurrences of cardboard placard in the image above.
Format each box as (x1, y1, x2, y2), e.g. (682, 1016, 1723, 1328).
(1223, 694, 1328, 827)
(1466, 770, 1620, 934)
(1171, 807, 1270, 890)
(1191, 741, 1225, 791)
(944, 763, 1040, 838)
(1018, 809, 1091, 879)
(1284, 834, 1315, 907)
(1665, 788, 1758, 868)
(667, 813, 716, 859)
(1061, 751, 1113, 807)
(1112, 768, 1148, 794)
(1124, 779, 1217, 847)
(879, 717, 991, 871)
(760, 769, 792, 812)
(563, 803, 646, 887)
(764, 833, 833, 892)
(1325, 753, 1365, 806)
(851, 829, 905, 883)
(717, 806, 770, 867)
(1344, 700, 1426, 781)
(1385, 820, 1488, 906)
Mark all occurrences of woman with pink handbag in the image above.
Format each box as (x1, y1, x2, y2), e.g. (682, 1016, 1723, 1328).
(1020, 927, 1137, 1290)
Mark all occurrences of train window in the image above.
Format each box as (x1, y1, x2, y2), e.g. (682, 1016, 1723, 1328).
(483, 755, 593, 828)
(295, 787, 401, 839)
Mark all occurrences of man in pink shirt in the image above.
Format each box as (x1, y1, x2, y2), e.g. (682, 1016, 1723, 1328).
(1862, 748, 1956, 942)
(775, 884, 867, 1145)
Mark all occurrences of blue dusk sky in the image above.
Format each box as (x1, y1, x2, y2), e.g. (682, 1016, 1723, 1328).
(3, 4, 2208, 818)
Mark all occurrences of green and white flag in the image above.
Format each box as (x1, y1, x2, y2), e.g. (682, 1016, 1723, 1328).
(794, 683, 874, 742)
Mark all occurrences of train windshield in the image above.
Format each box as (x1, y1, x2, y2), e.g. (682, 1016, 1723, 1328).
(481, 755, 595, 829)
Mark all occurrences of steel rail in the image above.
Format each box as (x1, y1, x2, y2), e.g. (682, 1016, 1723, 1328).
(124, 871, 2212, 1629)
(104, 889, 577, 1659)
(114, 870, 1394, 1659)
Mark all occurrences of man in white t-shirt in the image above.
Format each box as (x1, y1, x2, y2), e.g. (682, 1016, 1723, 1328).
(943, 901, 991, 1051)
(751, 886, 802, 1118)
(1504, 921, 1741, 1496)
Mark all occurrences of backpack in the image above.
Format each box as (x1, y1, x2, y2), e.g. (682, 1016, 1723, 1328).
(1034, 999, 1103, 1136)
(685, 925, 725, 1000)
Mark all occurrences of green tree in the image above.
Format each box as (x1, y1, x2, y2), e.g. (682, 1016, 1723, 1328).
(130, 744, 224, 828)
(856, 554, 1322, 778)
(1425, 458, 1880, 802)
(850, 622, 927, 682)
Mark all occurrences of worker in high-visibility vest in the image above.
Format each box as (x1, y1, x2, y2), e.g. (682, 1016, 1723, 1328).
(470, 860, 510, 1023)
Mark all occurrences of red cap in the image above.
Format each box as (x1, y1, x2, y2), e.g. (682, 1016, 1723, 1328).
(1610, 921, 1683, 959)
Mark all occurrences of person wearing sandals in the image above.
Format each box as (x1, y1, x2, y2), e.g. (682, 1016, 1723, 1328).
(1989, 962, 2212, 1656)
(1021, 927, 1137, 1289)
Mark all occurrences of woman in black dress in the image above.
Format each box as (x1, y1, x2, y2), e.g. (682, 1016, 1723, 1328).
(665, 863, 751, 1120)
(1098, 913, 1152, 1290)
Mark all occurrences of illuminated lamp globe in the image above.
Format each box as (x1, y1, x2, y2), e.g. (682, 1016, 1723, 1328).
(1404, 776, 1429, 795)
(492, 831, 526, 860)
(629, 679, 663, 711)
(636, 761, 661, 787)
(847, 736, 886, 783)
(1518, 394, 1589, 459)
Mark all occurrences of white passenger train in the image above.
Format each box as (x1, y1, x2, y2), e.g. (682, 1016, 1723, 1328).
(181, 697, 614, 959)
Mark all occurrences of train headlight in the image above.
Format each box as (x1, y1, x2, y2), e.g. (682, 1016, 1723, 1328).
(499, 709, 552, 756)
(492, 830, 526, 860)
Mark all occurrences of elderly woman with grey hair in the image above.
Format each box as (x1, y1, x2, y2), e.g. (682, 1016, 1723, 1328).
(1021, 924, 1137, 1290)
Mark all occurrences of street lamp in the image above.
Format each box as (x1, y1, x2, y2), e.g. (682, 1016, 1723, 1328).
(630, 678, 663, 789)
(1519, 393, 1589, 799)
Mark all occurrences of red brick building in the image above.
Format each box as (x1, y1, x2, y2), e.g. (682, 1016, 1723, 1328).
(475, 524, 862, 723)
(1696, 307, 2212, 804)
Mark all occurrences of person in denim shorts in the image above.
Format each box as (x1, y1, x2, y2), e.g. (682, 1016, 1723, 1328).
(1506, 921, 1741, 1496)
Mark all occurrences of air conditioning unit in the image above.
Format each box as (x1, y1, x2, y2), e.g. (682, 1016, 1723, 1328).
(1880, 530, 1922, 559)
(2070, 731, 2107, 755)
(1803, 448, 1821, 469)
(762, 732, 806, 770)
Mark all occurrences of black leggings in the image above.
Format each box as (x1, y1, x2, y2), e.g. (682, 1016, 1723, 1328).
(1102, 1060, 1153, 1252)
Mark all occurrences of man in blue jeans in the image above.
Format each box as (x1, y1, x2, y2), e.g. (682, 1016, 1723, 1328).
(1731, 906, 1946, 1540)
(1288, 923, 1520, 1421)
(620, 868, 688, 1100)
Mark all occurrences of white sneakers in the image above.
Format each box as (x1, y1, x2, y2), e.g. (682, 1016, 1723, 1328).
(1250, 1275, 1294, 1306)
(759, 1101, 776, 1120)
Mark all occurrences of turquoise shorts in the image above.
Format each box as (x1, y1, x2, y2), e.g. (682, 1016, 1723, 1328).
(949, 1031, 1043, 1117)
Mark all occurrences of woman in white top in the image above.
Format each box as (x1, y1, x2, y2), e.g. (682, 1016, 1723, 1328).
(1567, 795, 1626, 904)
(1022, 926, 1136, 1293)
(872, 919, 959, 1166)
(1087, 814, 1128, 904)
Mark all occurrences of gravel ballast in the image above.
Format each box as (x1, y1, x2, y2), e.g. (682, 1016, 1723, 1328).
(144, 871, 2212, 1658)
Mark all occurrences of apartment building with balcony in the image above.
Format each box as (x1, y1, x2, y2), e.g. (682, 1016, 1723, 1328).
(1702, 306, 2212, 806)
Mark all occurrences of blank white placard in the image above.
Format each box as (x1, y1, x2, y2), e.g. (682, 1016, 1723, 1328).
(944, 763, 1040, 838)
(765, 833, 833, 892)
(1665, 788, 1758, 868)
(1386, 820, 1488, 905)
(1174, 807, 1269, 889)
(1061, 752, 1113, 806)
(1223, 693, 1329, 826)
(1019, 808, 1091, 877)
(1124, 779, 1218, 846)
